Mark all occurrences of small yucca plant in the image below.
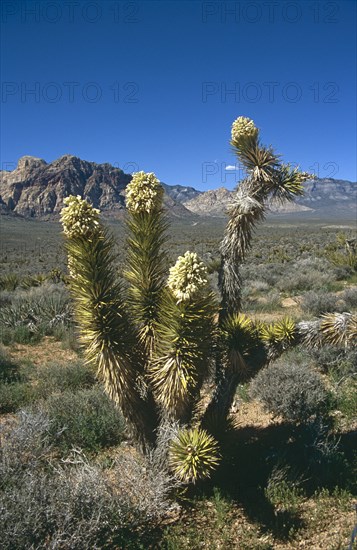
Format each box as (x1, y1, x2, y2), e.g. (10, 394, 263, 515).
(220, 313, 260, 375)
(169, 427, 221, 484)
(259, 317, 296, 359)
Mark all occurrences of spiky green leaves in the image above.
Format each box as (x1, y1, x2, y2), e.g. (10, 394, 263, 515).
(167, 251, 209, 302)
(126, 171, 164, 214)
(150, 282, 216, 421)
(61, 201, 159, 451)
(259, 317, 296, 359)
(153, 252, 212, 420)
(124, 179, 168, 354)
(169, 427, 220, 484)
(259, 317, 296, 346)
(220, 313, 260, 374)
(60, 195, 100, 238)
(271, 164, 311, 202)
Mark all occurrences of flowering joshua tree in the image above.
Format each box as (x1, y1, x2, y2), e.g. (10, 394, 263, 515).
(61, 117, 356, 484)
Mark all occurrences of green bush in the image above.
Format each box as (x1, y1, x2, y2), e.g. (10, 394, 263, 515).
(301, 291, 341, 316)
(335, 384, 357, 422)
(0, 327, 13, 346)
(52, 325, 81, 351)
(35, 362, 96, 399)
(242, 290, 281, 313)
(242, 263, 283, 288)
(0, 284, 72, 345)
(0, 274, 20, 291)
(0, 382, 35, 413)
(0, 325, 45, 346)
(311, 345, 357, 380)
(342, 287, 357, 309)
(43, 386, 126, 453)
(265, 474, 304, 514)
(0, 347, 23, 383)
(250, 359, 333, 424)
(333, 266, 353, 281)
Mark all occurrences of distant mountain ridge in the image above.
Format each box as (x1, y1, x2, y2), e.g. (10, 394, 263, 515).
(181, 178, 357, 218)
(178, 179, 356, 219)
(0, 155, 355, 220)
(180, 188, 313, 216)
(0, 155, 191, 218)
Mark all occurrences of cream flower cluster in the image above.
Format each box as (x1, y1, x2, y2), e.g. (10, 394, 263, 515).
(60, 195, 100, 238)
(167, 251, 208, 302)
(126, 171, 163, 214)
(231, 116, 258, 142)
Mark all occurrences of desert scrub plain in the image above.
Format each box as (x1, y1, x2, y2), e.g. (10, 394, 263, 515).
(0, 214, 356, 549)
(0, 116, 356, 549)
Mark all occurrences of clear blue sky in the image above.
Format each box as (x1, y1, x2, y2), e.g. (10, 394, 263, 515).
(1, 0, 356, 190)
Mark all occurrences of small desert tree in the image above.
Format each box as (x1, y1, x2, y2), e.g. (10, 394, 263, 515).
(61, 116, 356, 484)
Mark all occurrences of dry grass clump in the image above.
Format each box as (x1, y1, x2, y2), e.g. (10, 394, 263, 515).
(0, 410, 179, 549)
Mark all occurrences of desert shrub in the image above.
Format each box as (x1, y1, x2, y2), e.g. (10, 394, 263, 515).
(249, 280, 270, 293)
(235, 383, 251, 403)
(242, 291, 281, 313)
(250, 359, 332, 424)
(277, 272, 330, 293)
(265, 467, 304, 516)
(52, 324, 81, 352)
(300, 291, 341, 316)
(333, 265, 353, 280)
(335, 383, 357, 422)
(0, 382, 35, 413)
(14, 324, 45, 344)
(311, 345, 357, 379)
(109, 448, 180, 522)
(0, 328, 13, 346)
(0, 284, 72, 342)
(0, 325, 44, 345)
(0, 410, 54, 484)
(0, 273, 19, 291)
(276, 258, 336, 294)
(35, 362, 96, 399)
(0, 292, 12, 308)
(0, 457, 166, 549)
(0, 411, 177, 549)
(0, 350, 37, 412)
(242, 263, 284, 287)
(20, 273, 48, 289)
(342, 287, 357, 309)
(0, 346, 23, 383)
(299, 419, 351, 489)
(43, 386, 126, 453)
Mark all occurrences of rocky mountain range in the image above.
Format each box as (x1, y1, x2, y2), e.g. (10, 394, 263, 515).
(181, 188, 312, 216)
(181, 179, 357, 218)
(0, 155, 356, 220)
